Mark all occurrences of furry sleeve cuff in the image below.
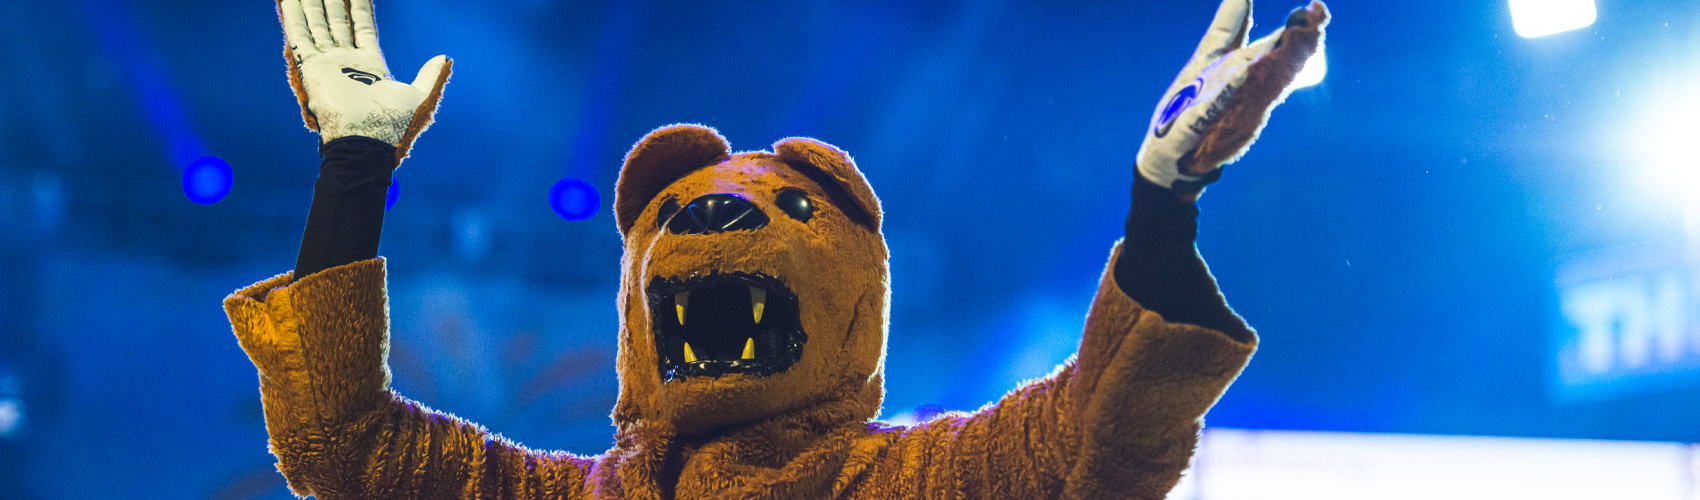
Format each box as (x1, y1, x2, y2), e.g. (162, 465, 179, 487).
(1062, 243, 1255, 497)
(848, 245, 1256, 499)
(224, 257, 395, 436)
(1078, 241, 1257, 418)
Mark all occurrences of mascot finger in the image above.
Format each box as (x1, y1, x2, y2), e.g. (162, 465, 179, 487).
(300, 0, 336, 51)
(1188, 1, 1329, 174)
(282, 45, 319, 131)
(278, 0, 319, 52)
(396, 55, 453, 162)
(1190, 0, 1253, 67)
(279, 0, 321, 131)
(349, 0, 380, 49)
(322, 0, 354, 48)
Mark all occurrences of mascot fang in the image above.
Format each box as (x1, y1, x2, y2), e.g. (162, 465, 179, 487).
(227, 0, 1329, 498)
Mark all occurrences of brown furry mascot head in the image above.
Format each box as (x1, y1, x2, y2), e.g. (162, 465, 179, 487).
(610, 124, 889, 435)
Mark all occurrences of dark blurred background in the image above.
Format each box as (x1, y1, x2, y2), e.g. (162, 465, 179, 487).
(2, 0, 1697, 498)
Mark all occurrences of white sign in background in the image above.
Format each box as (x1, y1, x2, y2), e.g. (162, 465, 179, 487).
(1553, 241, 1700, 401)
(1167, 428, 1700, 500)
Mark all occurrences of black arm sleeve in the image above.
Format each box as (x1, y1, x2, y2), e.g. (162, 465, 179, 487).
(292, 136, 398, 282)
(1112, 173, 1247, 340)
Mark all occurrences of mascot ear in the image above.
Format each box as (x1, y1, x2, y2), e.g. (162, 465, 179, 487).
(614, 124, 733, 236)
(773, 137, 883, 232)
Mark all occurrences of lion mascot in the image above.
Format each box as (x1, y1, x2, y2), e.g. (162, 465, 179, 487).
(225, 0, 1329, 498)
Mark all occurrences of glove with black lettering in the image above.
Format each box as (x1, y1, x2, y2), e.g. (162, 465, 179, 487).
(1135, 0, 1329, 199)
(278, 0, 451, 162)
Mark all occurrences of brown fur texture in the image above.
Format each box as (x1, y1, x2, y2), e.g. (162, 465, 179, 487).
(227, 124, 1256, 499)
(281, 41, 318, 131)
(613, 125, 734, 235)
(1186, 0, 1330, 175)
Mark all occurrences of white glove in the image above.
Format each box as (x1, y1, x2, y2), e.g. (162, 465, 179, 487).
(278, 0, 451, 161)
(1136, 0, 1329, 197)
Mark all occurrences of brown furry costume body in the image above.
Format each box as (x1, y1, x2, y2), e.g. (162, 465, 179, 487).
(228, 3, 1327, 498)
(226, 131, 1252, 498)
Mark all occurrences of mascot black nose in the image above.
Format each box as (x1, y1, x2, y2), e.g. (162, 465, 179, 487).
(666, 193, 770, 234)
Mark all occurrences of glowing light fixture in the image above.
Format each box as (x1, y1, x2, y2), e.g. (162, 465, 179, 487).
(1290, 51, 1327, 89)
(549, 177, 600, 221)
(1509, 0, 1596, 39)
(1647, 96, 1700, 257)
(1614, 70, 1700, 265)
(1624, 92, 1700, 201)
(182, 156, 233, 205)
(1641, 100, 1700, 193)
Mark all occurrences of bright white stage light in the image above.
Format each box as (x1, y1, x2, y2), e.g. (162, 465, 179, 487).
(1615, 70, 1700, 261)
(1290, 51, 1327, 90)
(1509, 0, 1597, 39)
(1633, 97, 1700, 197)
(1650, 97, 1700, 253)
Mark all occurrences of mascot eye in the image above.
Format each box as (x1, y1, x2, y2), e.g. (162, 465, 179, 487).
(775, 189, 813, 222)
(656, 197, 682, 229)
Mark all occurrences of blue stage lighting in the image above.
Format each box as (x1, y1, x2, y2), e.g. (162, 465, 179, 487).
(549, 177, 600, 221)
(182, 156, 232, 205)
(1509, 0, 1596, 39)
(386, 179, 400, 211)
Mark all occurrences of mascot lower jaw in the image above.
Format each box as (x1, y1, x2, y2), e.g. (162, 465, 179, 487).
(609, 124, 892, 438)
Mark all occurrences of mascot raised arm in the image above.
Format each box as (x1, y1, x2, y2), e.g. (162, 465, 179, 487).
(225, 0, 1330, 498)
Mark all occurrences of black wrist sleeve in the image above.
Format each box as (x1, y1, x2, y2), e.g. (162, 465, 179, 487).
(1112, 173, 1246, 339)
(292, 137, 398, 282)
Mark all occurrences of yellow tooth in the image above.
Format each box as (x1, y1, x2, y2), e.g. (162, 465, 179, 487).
(675, 291, 690, 325)
(750, 287, 767, 324)
(741, 338, 756, 359)
(683, 342, 698, 363)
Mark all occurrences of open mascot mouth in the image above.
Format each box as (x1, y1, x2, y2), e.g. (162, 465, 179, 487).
(646, 272, 807, 382)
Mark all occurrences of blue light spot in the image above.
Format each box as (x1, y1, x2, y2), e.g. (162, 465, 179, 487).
(549, 177, 600, 221)
(183, 156, 232, 205)
(386, 179, 399, 211)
